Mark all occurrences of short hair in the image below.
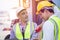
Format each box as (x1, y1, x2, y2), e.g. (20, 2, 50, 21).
(40, 6, 54, 13)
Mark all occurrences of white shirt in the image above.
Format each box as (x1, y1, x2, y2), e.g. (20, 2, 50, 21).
(42, 15, 56, 40)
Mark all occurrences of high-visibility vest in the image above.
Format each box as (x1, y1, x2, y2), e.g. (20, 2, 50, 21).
(49, 16, 60, 40)
(15, 21, 34, 40)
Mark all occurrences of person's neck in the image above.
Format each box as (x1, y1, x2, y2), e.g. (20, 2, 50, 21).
(49, 13, 54, 18)
(21, 21, 27, 26)
(46, 13, 54, 21)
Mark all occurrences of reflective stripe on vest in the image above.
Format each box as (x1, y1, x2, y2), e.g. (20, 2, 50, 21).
(49, 16, 60, 40)
(15, 21, 34, 40)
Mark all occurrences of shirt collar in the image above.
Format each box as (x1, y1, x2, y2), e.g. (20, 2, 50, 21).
(19, 20, 28, 26)
(49, 14, 57, 19)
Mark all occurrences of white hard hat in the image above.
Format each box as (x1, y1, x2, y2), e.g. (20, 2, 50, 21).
(16, 7, 25, 14)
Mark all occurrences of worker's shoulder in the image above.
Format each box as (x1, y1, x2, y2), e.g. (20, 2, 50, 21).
(11, 19, 21, 30)
(11, 19, 19, 24)
(43, 20, 54, 26)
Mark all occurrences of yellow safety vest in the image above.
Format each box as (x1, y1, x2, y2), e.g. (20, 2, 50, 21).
(15, 21, 34, 40)
(49, 16, 60, 40)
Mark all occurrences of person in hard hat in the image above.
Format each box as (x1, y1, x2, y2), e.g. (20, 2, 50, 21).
(10, 7, 38, 40)
(36, 1, 60, 40)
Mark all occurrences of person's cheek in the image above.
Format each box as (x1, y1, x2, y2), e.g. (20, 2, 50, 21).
(40, 15, 42, 19)
(41, 14, 43, 18)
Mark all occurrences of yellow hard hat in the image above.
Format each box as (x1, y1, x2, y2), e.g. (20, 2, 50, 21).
(36, 1, 54, 15)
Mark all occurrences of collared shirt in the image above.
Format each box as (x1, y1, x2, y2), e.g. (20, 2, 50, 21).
(42, 15, 57, 40)
(10, 21, 38, 40)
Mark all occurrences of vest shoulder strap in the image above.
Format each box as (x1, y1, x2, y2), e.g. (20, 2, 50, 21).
(49, 18, 58, 40)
